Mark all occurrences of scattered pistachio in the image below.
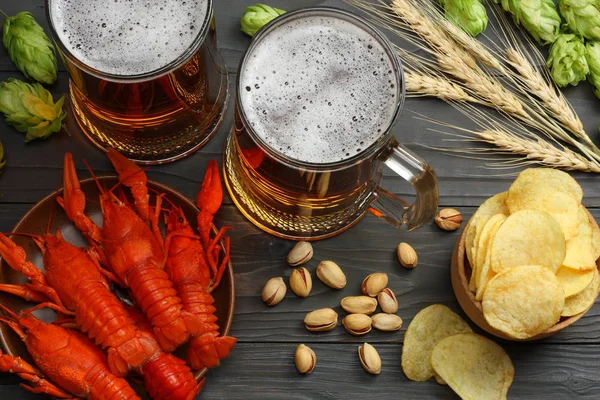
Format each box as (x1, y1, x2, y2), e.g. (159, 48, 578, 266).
(358, 342, 381, 375)
(287, 241, 314, 266)
(342, 314, 372, 336)
(341, 296, 378, 315)
(377, 288, 399, 314)
(304, 308, 338, 332)
(371, 313, 403, 332)
(316, 260, 347, 289)
(261, 277, 286, 306)
(435, 208, 463, 231)
(294, 344, 316, 374)
(289, 267, 312, 297)
(361, 273, 388, 297)
(397, 242, 418, 269)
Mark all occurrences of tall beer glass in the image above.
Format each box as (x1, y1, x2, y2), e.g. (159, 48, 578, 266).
(46, 0, 229, 164)
(224, 8, 438, 240)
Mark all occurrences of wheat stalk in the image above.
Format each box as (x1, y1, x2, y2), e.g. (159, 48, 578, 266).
(405, 72, 481, 102)
(417, 0, 595, 153)
(416, 105, 600, 173)
(347, 0, 600, 167)
(386, 0, 527, 117)
(489, 6, 590, 148)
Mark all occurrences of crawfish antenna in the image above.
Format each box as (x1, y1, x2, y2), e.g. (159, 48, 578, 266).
(47, 188, 61, 235)
(82, 159, 105, 195)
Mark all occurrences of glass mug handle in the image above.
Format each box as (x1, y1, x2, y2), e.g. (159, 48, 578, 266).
(369, 140, 439, 231)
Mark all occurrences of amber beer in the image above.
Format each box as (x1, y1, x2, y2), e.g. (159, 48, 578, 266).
(224, 9, 438, 240)
(47, 0, 228, 164)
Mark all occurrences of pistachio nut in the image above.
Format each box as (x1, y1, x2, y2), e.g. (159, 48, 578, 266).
(377, 288, 398, 314)
(340, 296, 377, 315)
(316, 260, 347, 289)
(397, 242, 418, 269)
(371, 313, 403, 332)
(287, 241, 314, 266)
(361, 273, 388, 297)
(261, 277, 287, 306)
(342, 314, 372, 336)
(304, 308, 338, 332)
(435, 208, 463, 231)
(358, 342, 381, 375)
(295, 344, 316, 374)
(289, 267, 312, 297)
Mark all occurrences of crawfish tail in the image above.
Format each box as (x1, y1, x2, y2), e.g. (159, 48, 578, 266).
(187, 333, 237, 370)
(123, 304, 205, 400)
(86, 363, 140, 400)
(128, 263, 201, 352)
(41, 233, 160, 377)
(74, 280, 161, 376)
(143, 353, 204, 400)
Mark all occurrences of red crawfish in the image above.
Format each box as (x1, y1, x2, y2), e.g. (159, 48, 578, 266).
(57, 151, 202, 352)
(0, 231, 161, 377)
(0, 306, 140, 400)
(124, 304, 204, 400)
(165, 160, 236, 370)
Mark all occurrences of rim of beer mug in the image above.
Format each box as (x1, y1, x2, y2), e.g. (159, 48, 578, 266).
(236, 7, 406, 172)
(45, 0, 215, 83)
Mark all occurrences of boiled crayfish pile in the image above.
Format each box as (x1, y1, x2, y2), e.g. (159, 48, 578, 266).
(0, 149, 236, 400)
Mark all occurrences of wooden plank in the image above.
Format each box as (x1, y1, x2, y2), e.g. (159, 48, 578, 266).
(2, 343, 600, 399)
(2, 203, 600, 344)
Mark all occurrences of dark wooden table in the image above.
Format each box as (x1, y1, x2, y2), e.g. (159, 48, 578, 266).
(1, 0, 600, 398)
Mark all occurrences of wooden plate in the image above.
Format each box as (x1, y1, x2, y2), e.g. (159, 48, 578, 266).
(0, 176, 235, 394)
(451, 208, 600, 341)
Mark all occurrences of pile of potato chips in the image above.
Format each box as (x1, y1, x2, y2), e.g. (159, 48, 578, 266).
(466, 168, 600, 339)
(402, 304, 514, 400)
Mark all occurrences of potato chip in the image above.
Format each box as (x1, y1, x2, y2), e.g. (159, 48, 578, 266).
(431, 333, 514, 400)
(466, 192, 509, 269)
(507, 168, 582, 240)
(507, 168, 583, 205)
(563, 207, 597, 270)
(592, 224, 600, 261)
(401, 304, 472, 382)
(562, 268, 600, 317)
(490, 210, 565, 274)
(475, 214, 507, 284)
(474, 215, 506, 301)
(556, 266, 595, 298)
(483, 265, 564, 339)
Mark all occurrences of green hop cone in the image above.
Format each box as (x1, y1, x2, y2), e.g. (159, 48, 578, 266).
(438, 0, 488, 36)
(586, 41, 600, 98)
(2, 11, 58, 85)
(558, 0, 600, 41)
(241, 4, 285, 37)
(498, 0, 561, 44)
(547, 34, 589, 87)
(0, 78, 66, 142)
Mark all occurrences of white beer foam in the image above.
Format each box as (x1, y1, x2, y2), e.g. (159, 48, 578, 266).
(50, 0, 209, 76)
(240, 14, 399, 164)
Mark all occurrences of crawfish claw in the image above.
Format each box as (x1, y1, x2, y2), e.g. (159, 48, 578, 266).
(57, 153, 103, 245)
(106, 148, 150, 223)
(196, 160, 222, 216)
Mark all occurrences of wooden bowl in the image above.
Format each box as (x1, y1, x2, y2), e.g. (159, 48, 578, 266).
(451, 208, 600, 341)
(0, 177, 235, 395)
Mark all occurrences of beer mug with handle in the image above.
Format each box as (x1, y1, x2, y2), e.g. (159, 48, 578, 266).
(224, 8, 438, 240)
(46, 0, 229, 164)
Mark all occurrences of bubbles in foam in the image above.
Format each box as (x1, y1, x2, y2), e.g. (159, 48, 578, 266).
(240, 14, 400, 164)
(50, 0, 209, 76)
